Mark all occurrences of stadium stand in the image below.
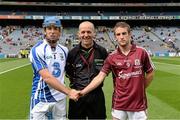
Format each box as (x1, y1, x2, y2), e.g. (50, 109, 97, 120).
(0, 0, 180, 58)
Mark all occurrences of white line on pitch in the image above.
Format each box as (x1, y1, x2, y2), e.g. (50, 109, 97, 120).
(0, 63, 31, 75)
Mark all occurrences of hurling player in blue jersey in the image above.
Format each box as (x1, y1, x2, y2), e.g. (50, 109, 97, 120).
(29, 16, 79, 120)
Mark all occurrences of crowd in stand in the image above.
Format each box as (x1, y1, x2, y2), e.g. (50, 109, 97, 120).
(0, 25, 180, 57)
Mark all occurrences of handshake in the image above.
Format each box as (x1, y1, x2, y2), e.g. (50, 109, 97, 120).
(68, 89, 85, 101)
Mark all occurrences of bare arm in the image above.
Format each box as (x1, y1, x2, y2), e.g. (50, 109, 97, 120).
(80, 71, 107, 96)
(145, 70, 154, 88)
(39, 69, 79, 99)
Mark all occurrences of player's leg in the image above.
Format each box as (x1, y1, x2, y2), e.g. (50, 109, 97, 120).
(112, 116, 120, 120)
(52, 98, 66, 120)
(30, 101, 49, 120)
(111, 109, 128, 120)
(127, 110, 147, 120)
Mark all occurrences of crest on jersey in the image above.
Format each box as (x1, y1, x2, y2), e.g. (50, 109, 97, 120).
(134, 59, 140, 66)
(59, 53, 64, 61)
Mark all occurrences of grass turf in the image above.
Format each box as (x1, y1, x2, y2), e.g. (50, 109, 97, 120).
(0, 57, 180, 119)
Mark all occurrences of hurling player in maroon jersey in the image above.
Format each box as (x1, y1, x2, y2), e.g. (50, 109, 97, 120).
(80, 22, 155, 120)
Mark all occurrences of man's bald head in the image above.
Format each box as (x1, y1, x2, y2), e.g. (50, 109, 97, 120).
(78, 21, 95, 32)
(78, 21, 96, 48)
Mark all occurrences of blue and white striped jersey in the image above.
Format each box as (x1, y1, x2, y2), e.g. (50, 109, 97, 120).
(29, 39, 68, 105)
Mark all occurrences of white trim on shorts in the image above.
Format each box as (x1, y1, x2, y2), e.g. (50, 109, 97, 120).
(111, 109, 147, 120)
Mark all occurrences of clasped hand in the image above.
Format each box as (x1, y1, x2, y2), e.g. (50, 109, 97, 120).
(68, 89, 85, 101)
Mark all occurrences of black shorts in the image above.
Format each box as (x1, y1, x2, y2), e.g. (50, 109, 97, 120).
(68, 88, 106, 119)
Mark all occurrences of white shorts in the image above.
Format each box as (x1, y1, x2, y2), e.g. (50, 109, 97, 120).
(30, 98, 66, 120)
(111, 109, 147, 120)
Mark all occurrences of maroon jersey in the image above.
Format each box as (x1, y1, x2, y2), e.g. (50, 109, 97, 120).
(101, 44, 154, 111)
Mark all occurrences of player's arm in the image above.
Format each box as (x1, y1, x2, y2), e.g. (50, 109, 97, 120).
(145, 70, 154, 88)
(80, 71, 107, 96)
(39, 69, 79, 100)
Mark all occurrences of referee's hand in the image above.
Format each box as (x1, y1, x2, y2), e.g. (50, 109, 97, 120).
(79, 90, 86, 97)
(68, 89, 80, 101)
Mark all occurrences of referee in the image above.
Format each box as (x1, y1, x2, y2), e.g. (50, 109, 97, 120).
(65, 21, 108, 119)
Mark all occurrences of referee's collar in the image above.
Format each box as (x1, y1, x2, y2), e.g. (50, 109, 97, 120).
(78, 41, 98, 50)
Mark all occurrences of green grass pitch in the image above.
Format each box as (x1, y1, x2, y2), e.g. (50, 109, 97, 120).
(0, 57, 180, 119)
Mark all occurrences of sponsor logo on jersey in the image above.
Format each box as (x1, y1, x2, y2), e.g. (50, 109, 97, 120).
(76, 64, 82, 68)
(95, 59, 104, 66)
(118, 69, 142, 80)
(126, 62, 131, 68)
(45, 55, 53, 59)
(115, 62, 122, 66)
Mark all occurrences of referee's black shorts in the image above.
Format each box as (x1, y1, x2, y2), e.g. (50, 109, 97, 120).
(68, 88, 106, 119)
